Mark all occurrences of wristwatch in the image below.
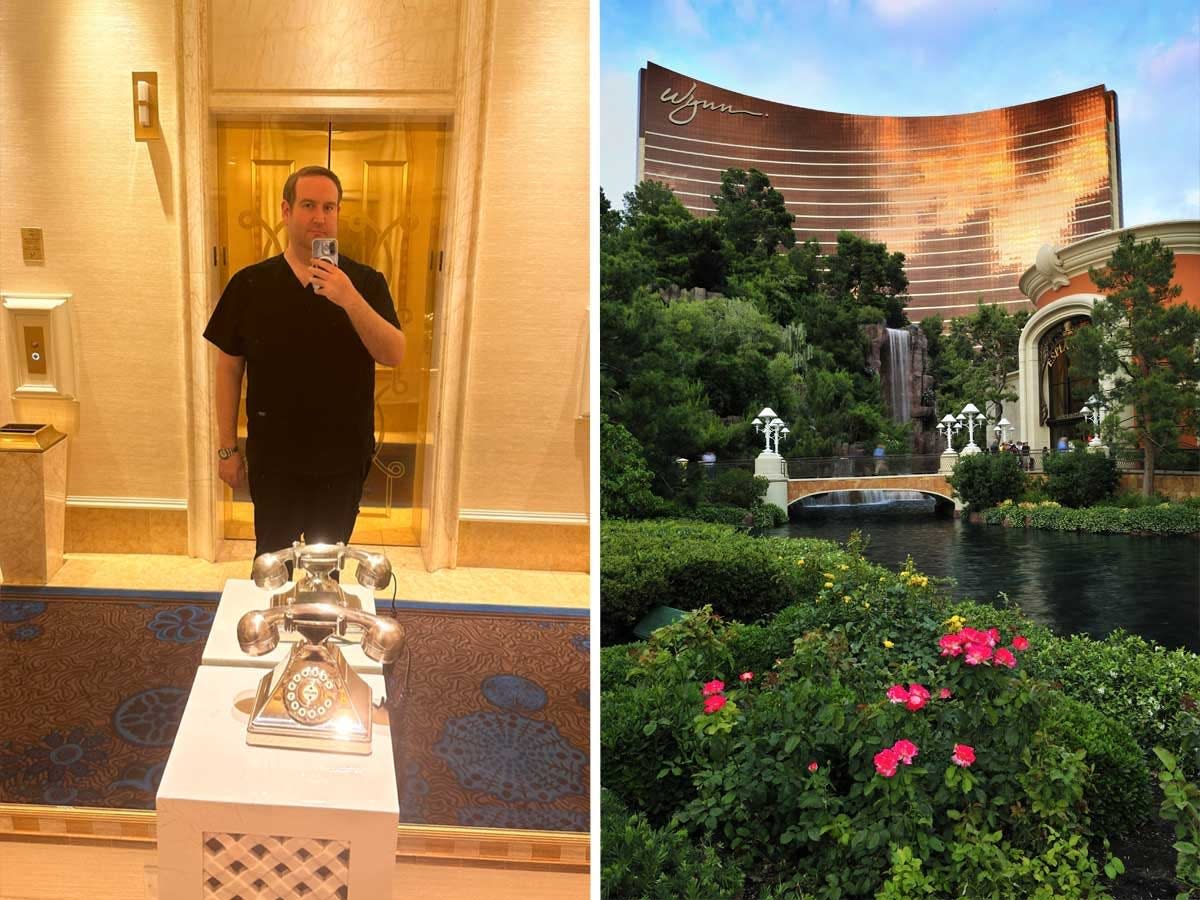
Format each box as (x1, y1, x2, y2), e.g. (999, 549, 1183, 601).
(217, 446, 239, 460)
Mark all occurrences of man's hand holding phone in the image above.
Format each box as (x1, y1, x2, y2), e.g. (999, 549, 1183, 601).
(309, 258, 359, 308)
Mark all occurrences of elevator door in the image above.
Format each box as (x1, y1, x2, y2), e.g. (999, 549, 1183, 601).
(215, 120, 446, 547)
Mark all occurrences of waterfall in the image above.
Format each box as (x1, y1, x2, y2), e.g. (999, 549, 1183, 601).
(803, 490, 930, 508)
(885, 328, 911, 423)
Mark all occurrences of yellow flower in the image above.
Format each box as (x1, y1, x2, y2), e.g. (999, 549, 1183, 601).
(842, 595, 851, 602)
(943, 614, 967, 632)
(883, 639, 894, 649)
(797, 559, 805, 566)
(862, 601, 870, 610)
(838, 564, 849, 571)
(824, 582, 834, 590)
(822, 573, 835, 579)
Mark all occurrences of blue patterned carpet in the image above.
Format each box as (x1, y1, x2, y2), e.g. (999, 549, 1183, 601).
(0, 589, 589, 832)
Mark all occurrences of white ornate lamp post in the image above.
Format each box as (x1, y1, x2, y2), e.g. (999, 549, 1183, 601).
(753, 407, 787, 455)
(1080, 395, 1106, 452)
(752, 406, 790, 515)
(993, 416, 1013, 446)
(959, 403, 986, 455)
(937, 413, 961, 474)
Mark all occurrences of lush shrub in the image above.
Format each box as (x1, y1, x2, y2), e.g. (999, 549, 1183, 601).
(1153, 746, 1200, 896)
(600, 643, 641, 691)
(1043, 451, 1120, 508)
(600, 788, 745, 900)
(643, 617, 1115, 899)
(600, 414, 661, 520)
(982, 500, 1200, 535)
(601, 526, 1194, 896)
(1040, 693, 1152, 836)
(947, 452, 1026, 512)
(702, 466, 765, 508)
(600, 520, 878, 644)
(667, 502, 749, 527)
(1029, 630, 1200, 763)
(599, 675, 700, 823)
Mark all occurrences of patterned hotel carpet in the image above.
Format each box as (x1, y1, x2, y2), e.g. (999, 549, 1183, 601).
(0, 589, 589, 832)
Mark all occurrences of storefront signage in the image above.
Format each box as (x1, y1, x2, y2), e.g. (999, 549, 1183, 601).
(659, 82, 767, 126)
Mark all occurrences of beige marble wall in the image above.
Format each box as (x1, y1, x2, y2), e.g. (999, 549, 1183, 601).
(0, 440, 67, 584)
(457, 521, 588, 572)
(457, 0, 589, 518)
(208, 0, 458, 93)
(65, 507, 188, 555)
(0, 0, 189, 503)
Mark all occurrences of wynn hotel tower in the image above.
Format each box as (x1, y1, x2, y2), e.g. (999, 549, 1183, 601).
(637, 62, 1123, 321)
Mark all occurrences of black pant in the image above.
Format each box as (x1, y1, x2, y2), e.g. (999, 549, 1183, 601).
(248, 461, 369, 560)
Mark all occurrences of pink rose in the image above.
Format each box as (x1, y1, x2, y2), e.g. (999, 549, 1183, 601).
(938, 633, 965, 657)
(993, 647, 1017, 669)
(959, 627, 984, 645)
(1012, 635, 1029, 651)
(964, 642, 993, 666)
(891, 739, 919, 764)
(951, 743, 976, 767)
(739, 671, 754, 682)
(808, 761, 819, 773)
(874, 747, 899, 778)
(886, 683, 910, 704)
(938, 687, 953, 700)
(703, 694, 727, 714)
(985, 628, 1001, 647)
(702, 679, 725, 697)
(904, 684, 930, 712)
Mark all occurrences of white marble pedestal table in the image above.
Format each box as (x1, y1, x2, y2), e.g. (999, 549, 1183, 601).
(156, 666, 397, 899)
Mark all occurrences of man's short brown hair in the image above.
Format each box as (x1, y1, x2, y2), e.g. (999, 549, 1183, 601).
(282, 166, 343, 206)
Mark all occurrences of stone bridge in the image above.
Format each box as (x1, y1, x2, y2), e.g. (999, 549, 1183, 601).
(787, 473, 959, 509)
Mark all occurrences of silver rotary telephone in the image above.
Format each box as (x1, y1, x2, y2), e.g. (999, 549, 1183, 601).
(250, 541, 392, 610)
(236, 543, 403, 755)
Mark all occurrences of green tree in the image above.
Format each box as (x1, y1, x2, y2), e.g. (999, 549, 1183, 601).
(711, 168, 795, 267)
(600, 187, 621, 237)
(1069, 232, 1200, 496)
(935, 302, 1029, 424)
(823, 231, 910, 328)
(599, 413, 660, 519)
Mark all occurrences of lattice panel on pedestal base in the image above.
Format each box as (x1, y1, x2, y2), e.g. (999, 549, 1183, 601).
(202, 832, 351, 899)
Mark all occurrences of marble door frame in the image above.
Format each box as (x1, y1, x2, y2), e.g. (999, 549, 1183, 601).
(178, 0, 494, 569)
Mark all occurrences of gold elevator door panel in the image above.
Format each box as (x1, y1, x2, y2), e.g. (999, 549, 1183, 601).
(215, 121, 446, 548)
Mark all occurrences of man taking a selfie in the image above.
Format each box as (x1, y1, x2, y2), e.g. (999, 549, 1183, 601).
(203, 165, 405, 559)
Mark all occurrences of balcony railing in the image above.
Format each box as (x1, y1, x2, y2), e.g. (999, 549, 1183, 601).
(785, 455, 944, 479)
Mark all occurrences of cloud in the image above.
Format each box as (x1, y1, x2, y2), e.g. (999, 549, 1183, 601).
(1141, 36, 1200, 81)
(1186, 189, 1200, 209)
(664, 0, 705, 37)
(864, 0, 943, 22)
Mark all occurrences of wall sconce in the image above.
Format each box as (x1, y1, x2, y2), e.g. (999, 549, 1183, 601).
(132, 71, 161, 141)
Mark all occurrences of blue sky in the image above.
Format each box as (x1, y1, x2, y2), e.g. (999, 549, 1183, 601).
(600, 0, 1200, 227)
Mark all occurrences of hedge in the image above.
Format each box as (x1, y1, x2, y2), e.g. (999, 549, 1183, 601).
(982, 500, 1200, 535)
(600, 519, 882, 645)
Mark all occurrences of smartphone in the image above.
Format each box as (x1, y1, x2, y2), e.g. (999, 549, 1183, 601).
(312, 237, 338, 266)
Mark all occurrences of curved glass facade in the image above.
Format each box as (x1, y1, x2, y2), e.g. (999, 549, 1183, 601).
(638, 62, 1122, 320)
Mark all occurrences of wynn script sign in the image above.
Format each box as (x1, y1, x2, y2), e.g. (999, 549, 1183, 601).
(659, 82, 767, 126)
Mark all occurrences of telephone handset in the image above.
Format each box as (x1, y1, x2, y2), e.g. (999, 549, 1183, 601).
(235, 602, 405, 755)
(252, 541, 392, 611)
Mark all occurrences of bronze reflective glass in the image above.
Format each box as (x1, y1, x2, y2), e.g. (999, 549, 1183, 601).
(638, 63, 1120, 320)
